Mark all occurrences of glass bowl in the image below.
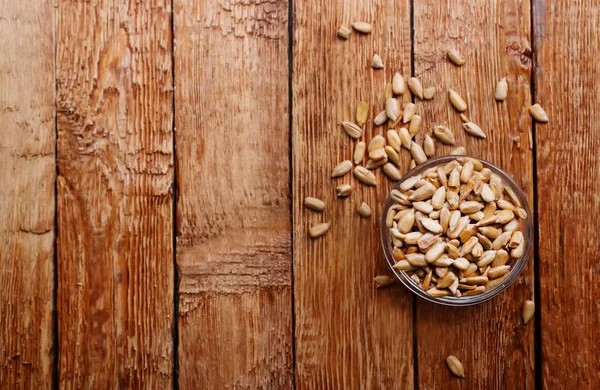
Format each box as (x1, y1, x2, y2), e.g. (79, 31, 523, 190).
(380, 156, 533, 306)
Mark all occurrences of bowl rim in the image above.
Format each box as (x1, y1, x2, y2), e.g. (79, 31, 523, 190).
(380, 155, 534, 306)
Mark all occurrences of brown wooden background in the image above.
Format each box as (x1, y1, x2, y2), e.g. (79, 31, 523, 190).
(1, 0, 598, 388)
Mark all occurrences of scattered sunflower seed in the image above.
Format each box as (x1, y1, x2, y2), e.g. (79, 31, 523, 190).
(446, 355, 465, 377)
(374, 110, 387, 126)
(351, 22, 373, 33)
(374, 275, 395, 288)
(304, 197, 325, 211)
(408, 77, 424, 99)
(357, 202, 372, 217)
(409, 115, 423, 137)
(522, 300, 535, 324)
(460, 113, 470, 122)
(331, 160, 353, 177)
(336, 184, 353, 197)
(354, 166, 377, 186)
(423, 86, 436, 100)
(529, 104, 548, 123)
(383, 163, 402, 181)
(372, 54, 384, 69)
(403, 103, 416, 123)
(463, 122, 487, 139)
(433, 125, 456, 145)
(337, 25, 352, 39)
(309, 222, 330, 239)
(399, 128, 412, 149)
(354, 141, 366, 164)
(450, 146, 467, 156)
(423, 135, 435, 157)
(494, 78, 508, 101)
(341, 121, 363, 139)
(392, 73, 406, 95)
(447, 48, 466, 66)
(385, 98, 401, 122)
(410, 141, 427, 165)
(356, 101, 369, 126)
(449, 89, 467, 112)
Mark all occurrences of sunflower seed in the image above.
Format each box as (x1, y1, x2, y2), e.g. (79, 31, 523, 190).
(460, 275, 489, 285)
(410, 141, 427, 164)
(460, 160, 474, 183)
(309, 222, 330, 238)
(409, 115, 423, 137)
(453, 257, 470, 271)
(494, 78, 508, 101)
(341, 121, 363, 139)
(331, 160, 353, 177)
(488, 265, 510, 280)
(374, 275, 395, 288)
(423, 86, 436, 100)
(463, 285, 485, 296)
(516, 208, 528, 219)
(511, 239, 524, 259)
(304, 197, 325, 211)
(460, 113, 470, 123)
(410, 159, 416, 169)
(490, 249, 509, 267)
(404, 231, 424, 245)
(385, 98, 401, 121)
(431, 186, 446, 210)
(393, 260, 415, 271)
(400, 175, 421, 191)
(508, 231, 523, 249)
(477, 233, 493, 250)
(392, 72, 406, 94)
(403, 103, 416, 123)
(410, 182, 436, 201)
(475, 250, 497, 268)
(397, 209, 416, 233)
(529, 104, 548, 123)
(372, 54, 384, 69)
(446, 354, 466, 377)
(406, 253, 428, 267)
(356, 101, 369, 126)
(418, 233, 441, 251)
(374, 110, 387, 126)
(496, 209, 515, 224)
(384, 146, 400, 165)
(337, 25, 352, 39)
(425, 242, 447, 263)
(423, 135, 435, 157)
(433, 256, 454, 267)
(336, 184, 353, 197)
(450, 146, 467, 156)
(408, 77, 424, 99)
(413, 201, 433, 214)
(448, 168, 460, 187)
(433, 125, 456, 145)
(383, 163, 402, 181)
(365, 157, 388, 169)
(482, 202, 498, 218)
(399, 127, 412, 149)
(503, 218, 520, 232)
(391, 189, 411, 205)
(352, 21, 373, 33)
(463, 122, 487, 139)
(449, 89, 467, 112)
(481, 184, 496, 202)
(352, 142, 366, 164)
(421, 218, 443, 234)
(447, 48, 466, 66)
(369, 148, 387, 162)
(522, 300, 535, 324)
(437, 271, 457, 288)
(427, 287, 452, 297)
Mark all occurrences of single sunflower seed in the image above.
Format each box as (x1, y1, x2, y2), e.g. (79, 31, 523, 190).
(351, 21, 373, 33)
(303, 197, 325, 211)
(385, 146, 401, 165)
(354, 141, 366, 164)
(446, 355, 465, 377)
(336, 184, 353, 197)
(399, 128, 412, 149)
(374, 110, 387, 126)
(529, 104, 548, 123)
(410, 141, 428, 164)
(449, 89, 467, 112)
(423, 135, 435, 157)
(309, 222, 330, 239)
(409, 115, 423, 137)
(463, 122, 487, 139)
(408, 77, 424, 99)
(341, 121, 363, 139)
(383, 163, 402, 181)
(354, 166, 377, 186)
(365, 157, 388, 169)
(447, 48, 466, 66)
(385, 98, 401, 122)
(522, 300, 535, 324)
(372, 54, 384, 69)
(374, 275, 395, 288)
(403, 103, 416, 123)
(460, 113, 470, 122)
(494, 78, 508, 101)
(387, 130, 402, 152)
(433, 125, 456, 145)
(337, 25, 352, 39)
(450, 146, 467, 156)
(356, 101, 369, 126)
(423, 86, 436, 100)
(357, 202, 372, 217)
(331, 160, 353, 177)
(392, 72, 406, 94)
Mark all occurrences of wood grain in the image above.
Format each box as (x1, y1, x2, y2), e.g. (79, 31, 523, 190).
(173, 0, 293, 388)
(293, 1, 414, 388)
(0, 0, 55, 387)
(534, 1, 600, 387)
(413, 0, 535, 388)
(56, 0, 174, 388)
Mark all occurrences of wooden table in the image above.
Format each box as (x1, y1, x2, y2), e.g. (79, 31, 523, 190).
(1, 0, 598, 388)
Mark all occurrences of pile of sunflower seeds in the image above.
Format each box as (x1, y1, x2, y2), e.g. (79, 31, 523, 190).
(387, 157, 527, 298)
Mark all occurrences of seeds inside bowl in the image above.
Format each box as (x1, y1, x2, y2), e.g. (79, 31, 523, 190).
(387, 157, 528, 298)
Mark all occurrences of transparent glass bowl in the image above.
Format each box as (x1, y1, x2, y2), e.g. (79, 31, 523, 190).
(380, 156, 533, 306)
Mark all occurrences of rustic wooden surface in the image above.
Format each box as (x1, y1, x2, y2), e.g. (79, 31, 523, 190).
(534, 1, 600, 387)
(173, 0, 293, 388)
(55, 0, 174, 388)
(1, 0, 600, 388)
(0, 0, 54, 387)
(413, 0, 536, 388)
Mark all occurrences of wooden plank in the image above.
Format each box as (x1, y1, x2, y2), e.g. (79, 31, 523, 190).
(0, 0, 55, 387)
(534, 1, 600, 387)
(293, 2, 414, 388)
(56, 1, 174, 388)
(413, 0, 535, 388)
(173, 0, 293, 388)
